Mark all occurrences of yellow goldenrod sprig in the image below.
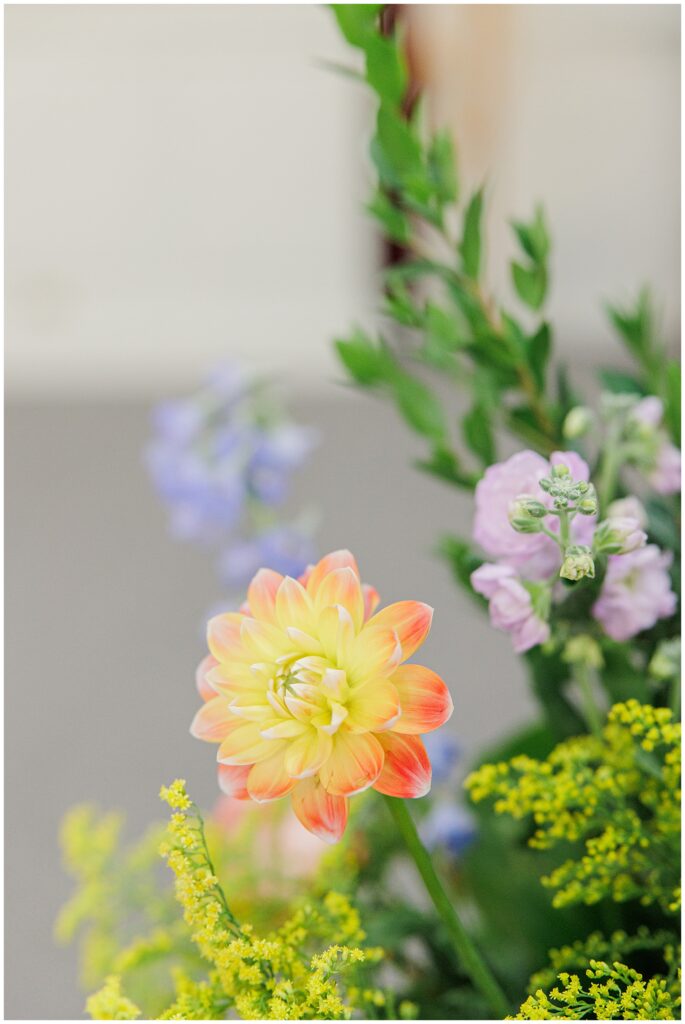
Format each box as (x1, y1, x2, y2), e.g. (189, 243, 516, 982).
(466, 701, 681, 912)
(511, 957, 681, 1020)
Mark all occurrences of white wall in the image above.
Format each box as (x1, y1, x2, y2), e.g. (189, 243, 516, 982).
(6, 5, 680, 397)
(6, 5, 376, 396)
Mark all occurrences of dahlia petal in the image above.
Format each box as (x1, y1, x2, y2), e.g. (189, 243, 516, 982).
(373, 733, 431, 798)
(260, 719, 309, 740)
(343, 626, 402, 685)
(315, 567, 364, 631)
(217, 721, 284, 765)
(226, 700, 274, 722)
(390, 664, 454, 734)
(206, 664, 265, 699)
(285, 626, 323, 655)
(247, 752, 296, 802)
(305, 550, 360, 597)
(247, 568, 284, 624)
(196, 654, 219, 702)
(190, 696, 236, 742)
(217, 763, 251, 800)
(276, 576, 317, 634)
(291, 778, 349, 844)
(319, 731, 384, 796)
(240, 617, 289, 661)
(367, 601, 433, 661)
(207, 612, 246, 662)
(346, 680, 401, 733)
(362, 584, 381, 621)
(284, 728, 333, 779)
(318, 604, 355, 664)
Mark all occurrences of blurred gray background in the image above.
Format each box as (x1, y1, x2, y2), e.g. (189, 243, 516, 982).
(5, 5, 680, 1019)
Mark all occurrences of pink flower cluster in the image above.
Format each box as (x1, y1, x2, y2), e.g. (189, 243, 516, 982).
(471, 450, 589, 652)
(470, 448, 677, 652)
(592, 546, 677, 642)
(631, 397, 681, 496)
(471, 563, 549, 654)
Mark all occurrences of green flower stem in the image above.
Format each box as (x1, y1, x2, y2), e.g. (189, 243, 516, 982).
(597, 421, 623, 511)
(558, 508, 571, 549)
(574, 663, 603, 738)
(669, 672, 681, 718)
(383, 795, 510, 1018)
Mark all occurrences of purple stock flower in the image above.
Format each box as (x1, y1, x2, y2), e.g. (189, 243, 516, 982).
(473, 450, 595, 579)
(471, 563, 550, 653)
(629, 396, 681, 496)
(592, 544, 677, 642)
(650, 442, 681, 496)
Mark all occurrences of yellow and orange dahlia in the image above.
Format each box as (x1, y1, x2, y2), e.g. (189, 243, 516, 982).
(191, 550, 453, 842)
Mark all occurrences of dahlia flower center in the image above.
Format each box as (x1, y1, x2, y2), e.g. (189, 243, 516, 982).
(268, 654, 350, 736)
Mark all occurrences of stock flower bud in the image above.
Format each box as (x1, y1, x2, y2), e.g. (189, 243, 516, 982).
(552, 462, 570, 478)
(593, 516, 647, 555)
(576, 491, 599, 516)
(560, 545, 595, 581)
(563, 406, 593, 440)
(508, 495, 547, 533)
(649, 638, 681, 681)
(563, 635, 604, 670)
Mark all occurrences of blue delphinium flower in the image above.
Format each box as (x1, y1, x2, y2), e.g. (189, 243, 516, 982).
(420, 802, 476, 857)
(422, 732, 461, 784)
(219, 525, 318, 590)
(146, 361, 318, 586)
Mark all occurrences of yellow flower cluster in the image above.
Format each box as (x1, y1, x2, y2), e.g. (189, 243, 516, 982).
(527, 928, 680, 994)
(512, 957, 681, 1020)
(466, 701, 681, 912)
(84, 975, 142, 1020)
(154, 779, 381, 1020)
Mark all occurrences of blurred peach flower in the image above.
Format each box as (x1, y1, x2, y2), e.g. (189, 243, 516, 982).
(191, 550, 453, 842)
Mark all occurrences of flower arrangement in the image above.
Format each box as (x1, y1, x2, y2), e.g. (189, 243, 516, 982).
(58, 8, 680, 1020)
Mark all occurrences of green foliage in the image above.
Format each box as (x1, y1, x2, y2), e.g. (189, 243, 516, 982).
(329, 5, 564, 491)
(459, 189, 484, 279)
(467, 701, 681, 914)
(606, 288, 680, 438)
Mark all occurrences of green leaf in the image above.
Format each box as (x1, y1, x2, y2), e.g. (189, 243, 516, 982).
(438, 534, 484, 594)
(330, 4, 381, 47)
(527, 322, 552, 391)
(363, 33, 407, 107)
(459, 188, 484, 279)
(383, 282, 421, 327)
(462, 402, 495, 465)
(367, 190, 411, 244)
(511, 261, 547, 310)
(426, 131, 458, 205)
(664, 360, 681, 442)
(597, 368, 645, 396)
(424, 302, 463, 350)
(335, 330, 392, 386)
(606, 288, 653, 361)
(372, 106, 423, 191)
(416, 447, 478, 490)
(391, 373, 447, 441)
(512, 205, 550, 263)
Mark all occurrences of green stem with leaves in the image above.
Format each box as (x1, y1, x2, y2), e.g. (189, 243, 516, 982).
(383, 795, 510, 1018)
